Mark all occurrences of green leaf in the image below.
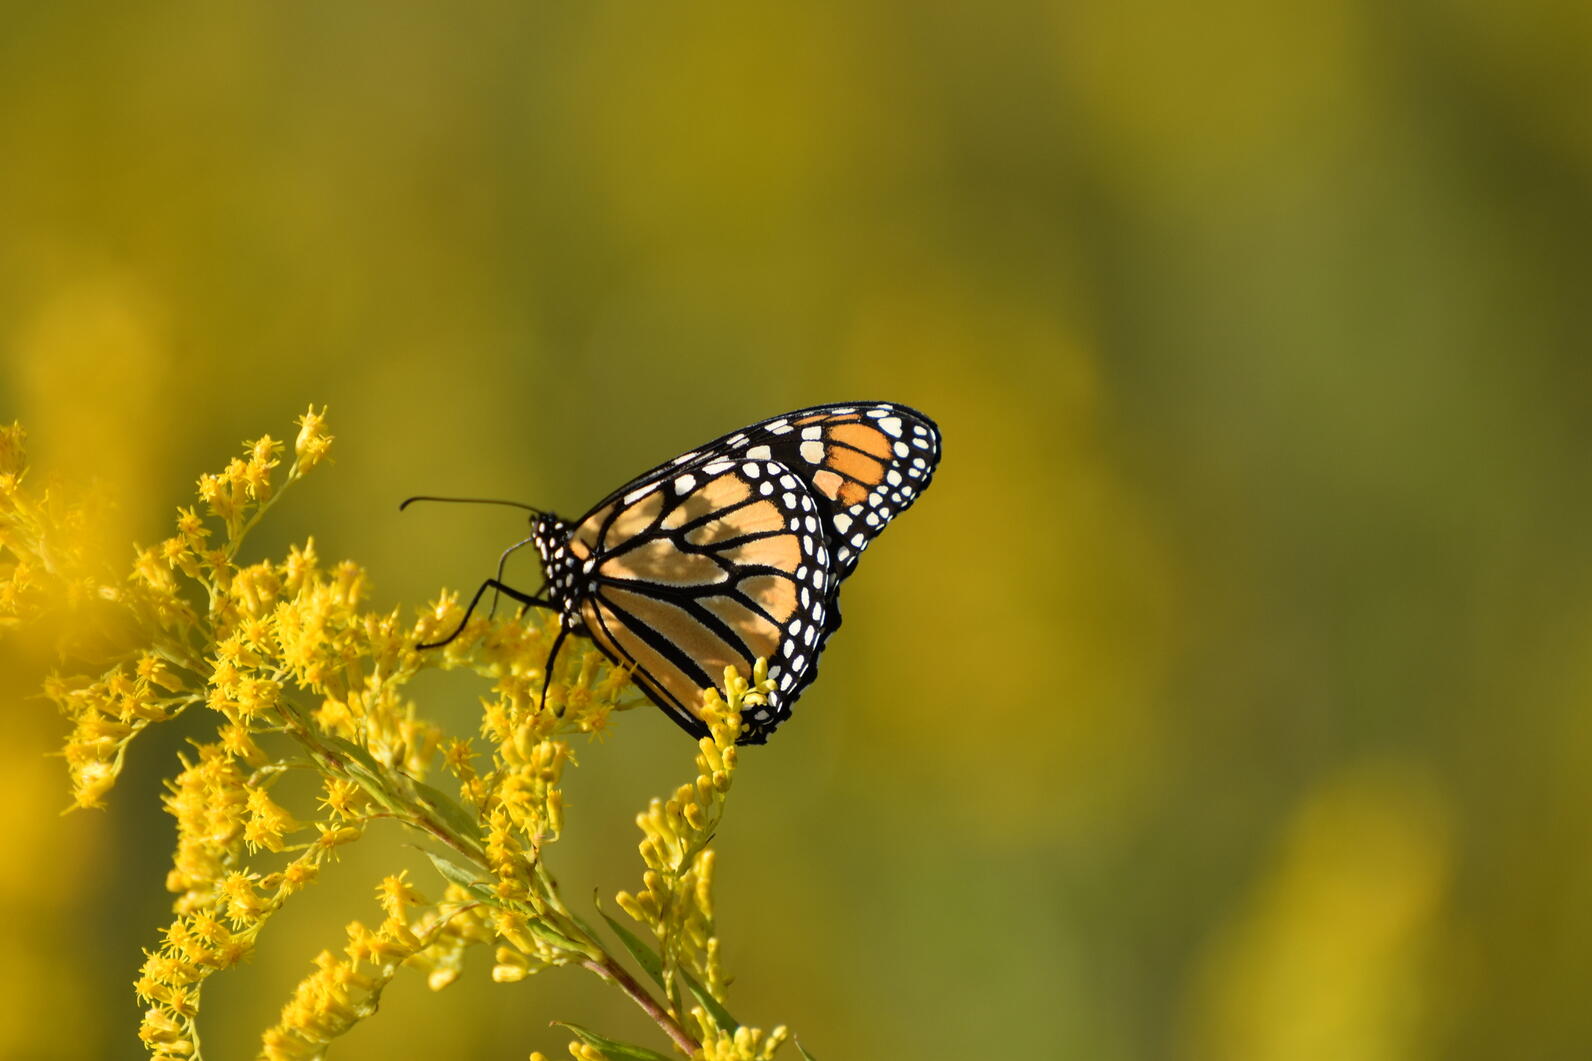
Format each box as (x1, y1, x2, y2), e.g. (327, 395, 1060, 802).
(424, 853, 593, 953)
(593, 897, 739, 1032)
(319, 734, 384, 776)
(424, 849, 486, 891)
(422, 850, 503, 907)
(520, 916, 593, 955)
(553, 1021, 676, 1061)
(680, 972, 738, 1036)
(409, 777, 482, 842)
(595, 902, 666, 990)
(315, 736, 400, 809)
(566, 905, 606, 951)
(794, 1040, 819, 1060)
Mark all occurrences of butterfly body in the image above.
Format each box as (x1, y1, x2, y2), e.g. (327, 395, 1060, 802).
(502, 402, 939, 744)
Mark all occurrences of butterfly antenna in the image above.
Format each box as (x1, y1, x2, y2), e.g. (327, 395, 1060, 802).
(399, 494, 545, 516)
(404, 497, 553, 635)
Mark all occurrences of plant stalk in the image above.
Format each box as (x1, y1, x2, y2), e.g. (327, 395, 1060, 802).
(582, 952, 699, 1057)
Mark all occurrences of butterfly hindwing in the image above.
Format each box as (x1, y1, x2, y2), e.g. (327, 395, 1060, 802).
(560, 457, 831, 743)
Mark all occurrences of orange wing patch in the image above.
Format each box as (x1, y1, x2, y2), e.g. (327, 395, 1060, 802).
(684, 497, 784, 548)
(662, 474, 751, 530)
(583, 597, 702, 722)
(828, 422, 894, 459)
(735, 573, 799, 623)
(600, 538, 726, 587)
(826, 445, 886, 487)
(596, 489, 666, 550)
(810, 468, 848, 504)
(699, 594, 782, 662)
(601, 587, 748, 677)
(718, 531, 801, 574)
(570, 503, 612, 557)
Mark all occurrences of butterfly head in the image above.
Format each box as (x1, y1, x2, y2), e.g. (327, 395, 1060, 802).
(529, 513, 585, 627)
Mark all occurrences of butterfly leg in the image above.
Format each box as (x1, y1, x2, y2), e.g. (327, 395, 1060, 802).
(537, 623, 571, 714)
(417, 578, 555, 649)
(486, 534, 539, 620)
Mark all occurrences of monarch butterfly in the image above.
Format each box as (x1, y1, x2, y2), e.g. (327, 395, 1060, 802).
(410, 402, 941, 744)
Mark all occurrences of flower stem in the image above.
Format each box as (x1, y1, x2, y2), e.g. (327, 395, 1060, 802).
(581, 952, 699, 1057)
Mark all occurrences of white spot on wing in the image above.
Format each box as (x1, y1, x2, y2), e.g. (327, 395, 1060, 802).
(623, 483, 658, 504)
(673, 474, 697, 495)
(799, 440, 824, 463)
(746, 444, 773, 460)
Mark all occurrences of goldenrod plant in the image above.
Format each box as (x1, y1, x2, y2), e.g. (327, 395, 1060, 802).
(0, 409, 809, 1061)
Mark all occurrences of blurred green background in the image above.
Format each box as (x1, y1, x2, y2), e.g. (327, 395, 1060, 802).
(3, 2, 1591, 1058)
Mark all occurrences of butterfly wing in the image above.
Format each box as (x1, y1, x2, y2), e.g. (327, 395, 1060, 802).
(562, 458, 831, 743)
(713, 402, 942, 581)
(692, 402, 943, 662)
(588, 401, 941, 582)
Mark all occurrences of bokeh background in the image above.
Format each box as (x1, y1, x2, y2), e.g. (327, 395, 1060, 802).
(3, 2, 1590, 1058)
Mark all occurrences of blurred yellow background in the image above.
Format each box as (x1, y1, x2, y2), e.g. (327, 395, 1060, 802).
(3, 2, 1590, 1058)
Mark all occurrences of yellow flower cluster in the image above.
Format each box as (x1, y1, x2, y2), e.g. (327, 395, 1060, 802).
(477, 623, 634, 874)
(257, 873, 492, 1060)
(693, 1020, 790, 1061)
(0, 422, 90, 636)
(5, 408, 803, 1060)
(618, 662, 772, 1022)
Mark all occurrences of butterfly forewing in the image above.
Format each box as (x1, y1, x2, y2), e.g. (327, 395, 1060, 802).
(656, 402, 940, 581)
(743, 403, 939, 580)
(583, 403, 939, 580)
(569, 458, 831, 742)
